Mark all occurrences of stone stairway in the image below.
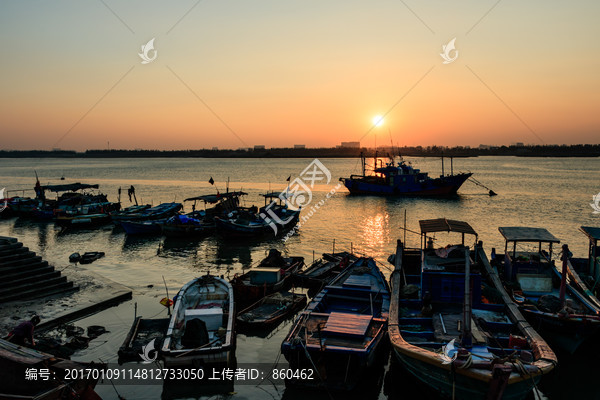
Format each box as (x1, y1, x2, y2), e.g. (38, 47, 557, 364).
(0, 236, 78, 303)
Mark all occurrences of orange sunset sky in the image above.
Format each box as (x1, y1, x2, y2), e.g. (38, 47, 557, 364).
(1, 1, 599, 151)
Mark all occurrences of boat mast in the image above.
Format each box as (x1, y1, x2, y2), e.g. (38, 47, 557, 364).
(361, 152, 366, 176)
(462, 246, 472, 347)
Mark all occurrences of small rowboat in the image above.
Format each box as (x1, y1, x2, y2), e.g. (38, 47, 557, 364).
(281, 257, 390, 391)
(236, 291, 307, 331)
(161, 274, 235, 368)
(230, 249, 304, 307)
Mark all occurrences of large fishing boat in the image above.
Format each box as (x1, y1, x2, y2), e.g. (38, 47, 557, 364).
(387, 219, 556, 399)
(340, 153, 472, 196)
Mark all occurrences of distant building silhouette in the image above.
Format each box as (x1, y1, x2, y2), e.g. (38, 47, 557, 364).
(340, 141, 360, 148)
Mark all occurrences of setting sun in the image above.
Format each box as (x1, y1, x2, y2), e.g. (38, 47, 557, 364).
(373, 115, 384, 127)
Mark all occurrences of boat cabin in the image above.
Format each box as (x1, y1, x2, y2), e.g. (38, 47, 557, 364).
(498, 227, 560, 289)
(418, 219, 481, 306)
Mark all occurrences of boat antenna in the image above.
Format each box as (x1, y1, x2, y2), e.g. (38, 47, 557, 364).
(388, 127, 397, 160)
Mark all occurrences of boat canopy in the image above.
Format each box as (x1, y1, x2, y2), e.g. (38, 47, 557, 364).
(581, 226, 600, 242)
(41, 183, 99, 192)
(419, 218, 477, 236)
(498, 227, 560, 243)
(184, 191, 247, 203)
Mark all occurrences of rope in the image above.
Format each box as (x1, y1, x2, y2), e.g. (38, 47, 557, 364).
(467, 177, 497, 195)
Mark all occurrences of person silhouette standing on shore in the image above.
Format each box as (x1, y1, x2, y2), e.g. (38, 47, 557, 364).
(6, 315, 40, 346)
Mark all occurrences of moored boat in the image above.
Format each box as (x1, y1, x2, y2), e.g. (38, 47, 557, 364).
(280, 257, 390, 390)
(568, 226, 600, 306)
(293, 251, 356, 287)
(387, 219, 556, 400)
(230, 249, 304, 307)
(496, 226, 600, 354)
(214, 193, 300, 238)
(110, 204, 152, 221)
(340, 153, 472, 196)
(55, 212, 112, 228)
(0, 338, 104, 400)
(161, 191, 247, 238)
(161, 274, 235, 368)
(120, 219, 166, 235)
(118, 202, 182, 223)
(236, 291, 307, 331)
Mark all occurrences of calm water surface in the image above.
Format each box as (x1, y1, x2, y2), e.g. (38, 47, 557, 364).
(0, 156, 599, 400)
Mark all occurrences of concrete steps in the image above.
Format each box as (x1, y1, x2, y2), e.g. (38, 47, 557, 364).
(0, 236, 79, 303)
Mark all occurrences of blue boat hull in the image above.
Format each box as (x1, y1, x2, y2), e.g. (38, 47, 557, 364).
(215, 210, 300, 237)
(120, 220, 163, 235)
(343, 172, 472, 196)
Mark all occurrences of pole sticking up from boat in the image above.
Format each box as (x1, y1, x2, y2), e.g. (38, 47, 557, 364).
(162, 275, 171, 317)
(403, 209, 407, 246)
(332, 239, 336, 255)
(462, 246, 472, 347)
(559, 244, 570, 307)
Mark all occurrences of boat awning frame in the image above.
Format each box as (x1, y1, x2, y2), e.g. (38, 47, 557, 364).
(419, 218, 477, 248)
(498, 227, 560, 244)
(419, 218, 477, 236)
(581, 226, 600, 243)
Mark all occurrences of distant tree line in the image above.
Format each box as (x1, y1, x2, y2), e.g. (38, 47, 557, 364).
(0, 144, 599, 158)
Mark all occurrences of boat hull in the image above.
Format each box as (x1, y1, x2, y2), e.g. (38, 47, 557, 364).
(342, 172, 472, 196)
(215, 211, 300, 237)
(120, 220, 163, 235)
(391, 348, 540, 400)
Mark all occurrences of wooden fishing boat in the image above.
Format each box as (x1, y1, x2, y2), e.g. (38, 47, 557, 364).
(110, 204, 151, 221)
(293, 252, 356, 287)
(388, 219, 556, 400)
(568, 226, 600, 306)
(120, 219, 167, 235)
(55, 212, 112, 228)
(161, 191, 247, 238)
(118, 316, 170, 364)
(230, 249, 304, 307)
(236, 291, 307, 331)
(118, 202, 182, 222)
(162, 274, 235, 368)
(214, 193, 300, 238)
(281, 257, 390, 390)
(497, 226, 600, 354)
(0, 338, 104, 400)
